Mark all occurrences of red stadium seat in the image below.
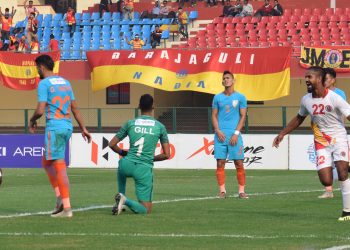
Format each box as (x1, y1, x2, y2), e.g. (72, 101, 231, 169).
(346, 8, 350, 15)
(339, 22, 349, 28)
(197, 41, 207, 48)
(249, 41, 259, 47)
(319, 15, 329, 23)
(207, 41, 216, 48)
(285, 22, 295, 30)
(318, 22, 328, 29)
(178, 43, 188, 48)
(330, 15, 340, 23)
(310, 28, 319, 35)
(248, 34, 258, 42)
(245, 23, 254, 31)
(328, 21, 338, 29)
(344, 39, 350, 45)
(266, 22, 275, 29)
(320, 27, 330, 34)
(321, 33, 330, 41)
(226, 29, 235, 36)
(303, 8, 312, 16)
(311, 33, 320, 41)
(334, 40, 343, 45)
(269, 16, 280, 23)
(342, 33, 350, 41)
(236, 29, 245, 36)
(259, 41, 270, 47)
(268, 33, 277, 42)
(302, 40, 311, 46)
(236, 23, 245, 30)
(287, 29, 297, 36)
(300, 28, 309, 35)
(258, 35, 267, 42)
(325, 8, 334, 16)
(312, 41, 322, 46)
(313, 8, 322, 16)
(280, 15, 290, 23)
(223, 17, 233, 24)
(281, 41, 290, 46)
(231, 17, 241, 24)
(300, 15, 310, 24)
(229, 41, 239, 47)
(293, 9, 302, 16)
(295, 22, 305, 30)
(291, 34, 300, 42)
(250, 17, 260, 24)
(301, 34, 311, 41)
(332, 33, 341, 40)
(261, 16, 269, 23)
(206, 23, 215, 30)
(269, 41, 279, 47)
(309, 15, 319, 23)
(216, 23, 225, 30)
(226, 23, 235, 30)
(330, 27, 340, 34)
(237, 34, 247, 42)
(322, 40, 332, 46)
(241, 16, 251, 24)
(276, 22, 286, 29)
(291, 40, 301, 46)
(308, 22, 317, 29)
(284, 9, 292, 16)
(213, 17, 223, 24)
(206, 29, 215, 36)
(290, 15, 300, 23)
(226, 36, 236, 44)
(335, 8, 344, 16)
(239, 41, 248, 47)
(216, 29, 225, 36)
(257, 22, 266, 29)
(197, 30, 206, 37)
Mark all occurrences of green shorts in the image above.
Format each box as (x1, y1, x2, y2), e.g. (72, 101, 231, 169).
(118, 158, 153, 202)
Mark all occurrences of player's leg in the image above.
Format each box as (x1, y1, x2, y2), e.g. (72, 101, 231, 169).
(316, 147, 333, 199)
(333, 142, 350, 221)
(214, 139, 228, 198)
(42, 157, 63, 214)
(134, 164, 153, 214)
(229, 136, 248, 198)
(50, 129, 73, 218)
(112, 158, 128, 215)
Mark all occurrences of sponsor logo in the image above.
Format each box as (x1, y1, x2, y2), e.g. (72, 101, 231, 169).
(135, 119, 155, 126)
(306, 143, 316, 164)
(232, 100, 238, 108)
(324, 50, 343, 68)
(25, 68, 32, 76)
(325, 105, 333, 112)
(0, 147, 6, 156)
(341, 151, 346, 157)
(176, 69, 188, 79)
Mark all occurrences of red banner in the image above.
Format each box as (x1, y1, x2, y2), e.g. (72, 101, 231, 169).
(0, 51, 60, 90)
(87, 48, 291, 101)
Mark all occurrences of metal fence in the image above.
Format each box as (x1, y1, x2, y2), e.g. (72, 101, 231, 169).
(0, 106, 336, 134)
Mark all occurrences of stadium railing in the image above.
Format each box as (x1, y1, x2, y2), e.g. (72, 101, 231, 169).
(0, 106, 328, 134)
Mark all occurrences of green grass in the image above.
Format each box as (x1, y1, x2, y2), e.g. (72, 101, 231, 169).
(0, 168, 349, 249)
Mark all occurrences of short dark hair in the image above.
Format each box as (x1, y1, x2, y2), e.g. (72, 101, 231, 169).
(35, 55, 55, 71)
(50, 34, 55, 39)
(324, 67, 336, 79)
(223, 70, 234, 78)
(308, 66, 326, 83)
(5, 8, 9, 12)
(139, 94, 154, 112)
(30, 12, 36, 17)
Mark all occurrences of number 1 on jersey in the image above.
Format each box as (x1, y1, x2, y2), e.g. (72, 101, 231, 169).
(134, 137, 145, 156)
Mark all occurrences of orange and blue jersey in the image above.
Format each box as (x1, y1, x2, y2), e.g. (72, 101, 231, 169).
(37, 76, 75, 131)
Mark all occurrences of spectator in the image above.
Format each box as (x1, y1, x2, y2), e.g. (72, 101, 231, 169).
(116, 0, 124, 14)
(123, 0, 134, 20)
(177, 7, 188, 39)
(151, 25, 162, 48)
(221, 1, 233, 17)
(24, 0, 39, 17)
(66, 6, 76, 37)
(26, 12, 38, 47)
(254, 0, 273, 17)
(231, 0, 242, 16)
(272, 0, 283, 16)
(30, 36, 39, 54)
(49, 34, 59, 51)
(0, 7, 16, 44)
(99, 0, 112, 17)
(18, 35, 29, 53)
(239, 0, 253, 17)
(8, 35, 19, 51)
(152, 1, 161, 17)
(159, 0, 171, 17)
(126, 34, 145, 49)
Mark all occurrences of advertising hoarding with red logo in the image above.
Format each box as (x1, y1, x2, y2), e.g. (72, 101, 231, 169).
(70, 134, 288, 169)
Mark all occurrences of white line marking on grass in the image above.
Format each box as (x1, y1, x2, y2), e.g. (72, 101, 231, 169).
(0, 188, 329, 219)
(323, 245, 350, 250)
(0, 232, 349, 240)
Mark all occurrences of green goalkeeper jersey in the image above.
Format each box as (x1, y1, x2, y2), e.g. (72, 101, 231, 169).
(116, 115, 169, 165)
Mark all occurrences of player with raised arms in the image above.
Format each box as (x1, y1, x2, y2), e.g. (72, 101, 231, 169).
(273, 66, 350, 221)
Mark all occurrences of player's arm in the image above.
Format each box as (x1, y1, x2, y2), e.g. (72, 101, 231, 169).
(229, 107, 247, 146)
(212, 108, 225, 142)
(71, 100, 91, 143)
(12, 7, 17, 17)
(29, 101, 46, 133)
(272, 114, 306, 148)
(154, 142, 170, 161)
(109, 136, 128, 156)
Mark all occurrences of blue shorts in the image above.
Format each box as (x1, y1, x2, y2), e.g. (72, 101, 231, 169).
(45, 128, 72, 160)
(214, 131, 244, 160)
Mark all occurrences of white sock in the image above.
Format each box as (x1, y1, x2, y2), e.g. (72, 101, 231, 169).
(340, 179, 350, 212)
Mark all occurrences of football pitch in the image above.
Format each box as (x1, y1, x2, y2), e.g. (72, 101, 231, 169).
(0, 168, 350, 250)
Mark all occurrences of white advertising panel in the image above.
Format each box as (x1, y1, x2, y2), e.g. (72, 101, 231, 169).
(289, 135, 316, 170)
(70, 134, 288, 169)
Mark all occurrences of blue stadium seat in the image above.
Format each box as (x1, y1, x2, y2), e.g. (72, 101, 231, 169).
(121, 25, 130, 33)
(111, 25, 120, 33)
(132, 25, 141, 34)
(102, 12, 112, 24)
(61, 50, 70, 60)
(92, 25, 101, 33)
(120, 19, 131, 25)
(82, 51, 87, 60)
(142, 44, 152, 49)
(91, 42, 100, 50)
(54, 13, 63, 21)
(71, 50, 81, 60)
(91, 12, 100, 25)
(113, 39, 121, 49)
(81, 12, 91, 25)
(134, 12, 140, 19)
(189, 11, 198, 27)
(161, 18, 171, 25)
(73, 32, 81, 39)
(92, 31, 100, 38)
(75, 12, 82, 25)
(82, 41, 90, 50)
(61, 32, 70, 40)
(83, 25, 91, 33)
(102, 25, 110, 33)
(161, 29, 170, 47)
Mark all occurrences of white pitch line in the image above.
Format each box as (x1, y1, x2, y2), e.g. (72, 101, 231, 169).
(323, 245, 350, 250)
(0, 232, 349, 240)
(0, 188, 329, 219)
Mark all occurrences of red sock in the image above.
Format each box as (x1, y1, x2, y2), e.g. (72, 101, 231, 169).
(53, 161, 71, 209)
(42, 158, 60, 197)
(216, 167, 226, 193)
